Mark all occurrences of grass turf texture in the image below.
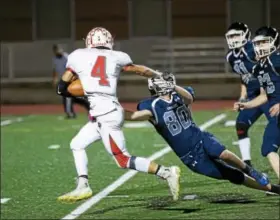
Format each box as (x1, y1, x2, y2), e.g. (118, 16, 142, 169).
(1, 111, 279, 219)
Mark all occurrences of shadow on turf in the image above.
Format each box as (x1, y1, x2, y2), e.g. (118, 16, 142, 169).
(85, 194, 260, 217)
(206, 193, 256, 204)
(85, 196, 199, 216)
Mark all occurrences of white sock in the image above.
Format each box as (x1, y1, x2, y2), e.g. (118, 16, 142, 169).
(156, 166, 170, 179)
(132, 157, 151, 173)
(72, 149, 88, 176)
(238, 137, 251, 161)
(77, 176, 89, 188)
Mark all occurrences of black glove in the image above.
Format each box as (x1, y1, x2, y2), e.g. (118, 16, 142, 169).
(57, 79, 72, 97)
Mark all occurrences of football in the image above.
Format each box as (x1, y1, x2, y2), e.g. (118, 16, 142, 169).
(67, 79, 84, 97)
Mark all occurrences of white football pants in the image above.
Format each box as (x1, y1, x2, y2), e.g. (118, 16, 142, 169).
(70, 106, 131, 168)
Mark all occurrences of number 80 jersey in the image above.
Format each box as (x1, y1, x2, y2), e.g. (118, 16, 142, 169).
(137, 90, 203, 158)
(66, 48, 132, 96)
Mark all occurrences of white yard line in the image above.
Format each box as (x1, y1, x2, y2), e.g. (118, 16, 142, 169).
(1, 198, 11, 204)
(1, 117, 23, 127)
(61, 113, 227, 220)
(48, 145, 61, 150)
(106, 195, 130, 198)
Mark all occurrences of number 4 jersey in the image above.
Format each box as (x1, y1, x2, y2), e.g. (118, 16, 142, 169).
(252, 51, 280, 106)
(66, 48, 132, 116)
(137, 88, 204, 158)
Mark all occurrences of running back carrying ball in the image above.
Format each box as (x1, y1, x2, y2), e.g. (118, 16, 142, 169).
(68, 79, 84, 96)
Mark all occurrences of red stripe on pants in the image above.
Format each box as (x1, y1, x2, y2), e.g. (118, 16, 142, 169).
(109, 135, 129, 168)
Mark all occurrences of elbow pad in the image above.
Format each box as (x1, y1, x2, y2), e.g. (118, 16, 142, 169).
(57, 79, 71, 97)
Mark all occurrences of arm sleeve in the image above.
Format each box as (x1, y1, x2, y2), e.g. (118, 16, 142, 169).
(66, 50, 79, 73)
(226, 51, 232, 62)
(118, 52, 133, 67)
(57, 79, 72, 97)
(137, 99, 153, 113)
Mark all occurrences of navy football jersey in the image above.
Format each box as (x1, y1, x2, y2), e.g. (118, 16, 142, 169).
(137, 89, 203, 158)
(226, 41, 260, 98)
(253, 51, 280, 106)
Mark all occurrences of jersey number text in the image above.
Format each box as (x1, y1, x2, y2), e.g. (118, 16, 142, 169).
(233, 62, 249, 74)
(258, 72, 275, 94)
(163, 105, 192, 136)
(91, 56, 110, 86)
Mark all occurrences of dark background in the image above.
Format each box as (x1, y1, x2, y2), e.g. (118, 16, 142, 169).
(0, 0, 279, 103)
(1, 0, 279, 41)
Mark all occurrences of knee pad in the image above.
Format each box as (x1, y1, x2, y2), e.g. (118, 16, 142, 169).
(236, 122, 250, 139)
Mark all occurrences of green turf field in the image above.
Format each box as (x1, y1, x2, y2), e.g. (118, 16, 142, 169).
(1, 111, 279, 219)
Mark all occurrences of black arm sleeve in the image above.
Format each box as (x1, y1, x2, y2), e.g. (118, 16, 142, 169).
(57, 79, 72, 97)
(73, 96, 90, 111)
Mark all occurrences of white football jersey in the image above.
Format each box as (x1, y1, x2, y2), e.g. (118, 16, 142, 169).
(66, 48, 132, 116)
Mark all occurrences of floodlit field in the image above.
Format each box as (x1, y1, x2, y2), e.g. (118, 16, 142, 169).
(1, 110, 279, 219)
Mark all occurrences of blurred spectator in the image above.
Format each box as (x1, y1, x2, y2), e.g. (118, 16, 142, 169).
(52, 44, 76, 119)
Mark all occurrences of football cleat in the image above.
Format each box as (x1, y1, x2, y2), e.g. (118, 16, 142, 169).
(58, 178, 93, 202)
(248, 168, 270, 186)
(57, 185, 92, 202)
(166, 166, 181, 201)
(265, 191, 278, 196)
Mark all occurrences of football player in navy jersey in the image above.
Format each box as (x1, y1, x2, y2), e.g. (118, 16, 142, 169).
(125, 74, 280, 195)
(225, 22, 272, 166)
(237, 26, 280, 183)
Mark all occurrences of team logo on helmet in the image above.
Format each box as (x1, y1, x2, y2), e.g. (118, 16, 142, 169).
(85, 27, 114, 50)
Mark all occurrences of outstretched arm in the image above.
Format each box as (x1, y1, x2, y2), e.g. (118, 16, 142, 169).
(124, 109, 153, 121)
(236, 88, 267, 110)
(239, 83, 247, 101)
(122, 64, 162, 78)
(174, 85, 194, 104)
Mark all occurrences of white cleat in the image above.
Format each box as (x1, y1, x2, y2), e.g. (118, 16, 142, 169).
(58, 178, 93, 202)
(166, 166, 181, 201)
(265, 191, 278, 196)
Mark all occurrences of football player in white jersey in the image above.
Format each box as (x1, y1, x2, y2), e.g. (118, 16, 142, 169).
(56, 27, 180, 202)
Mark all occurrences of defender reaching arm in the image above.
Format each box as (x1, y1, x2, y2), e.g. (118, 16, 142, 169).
(235, 87, 268, 110)
(239, 83, 248, 101)
(123, 64, 162, 78)
(125, 77, 194, 121)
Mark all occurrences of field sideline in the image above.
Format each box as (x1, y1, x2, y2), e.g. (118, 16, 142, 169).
(1, 101, 279, 219)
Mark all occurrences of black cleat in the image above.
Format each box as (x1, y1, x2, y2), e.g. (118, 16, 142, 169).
(65, 114, 77, 119)
(244, 160, 252, 167)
